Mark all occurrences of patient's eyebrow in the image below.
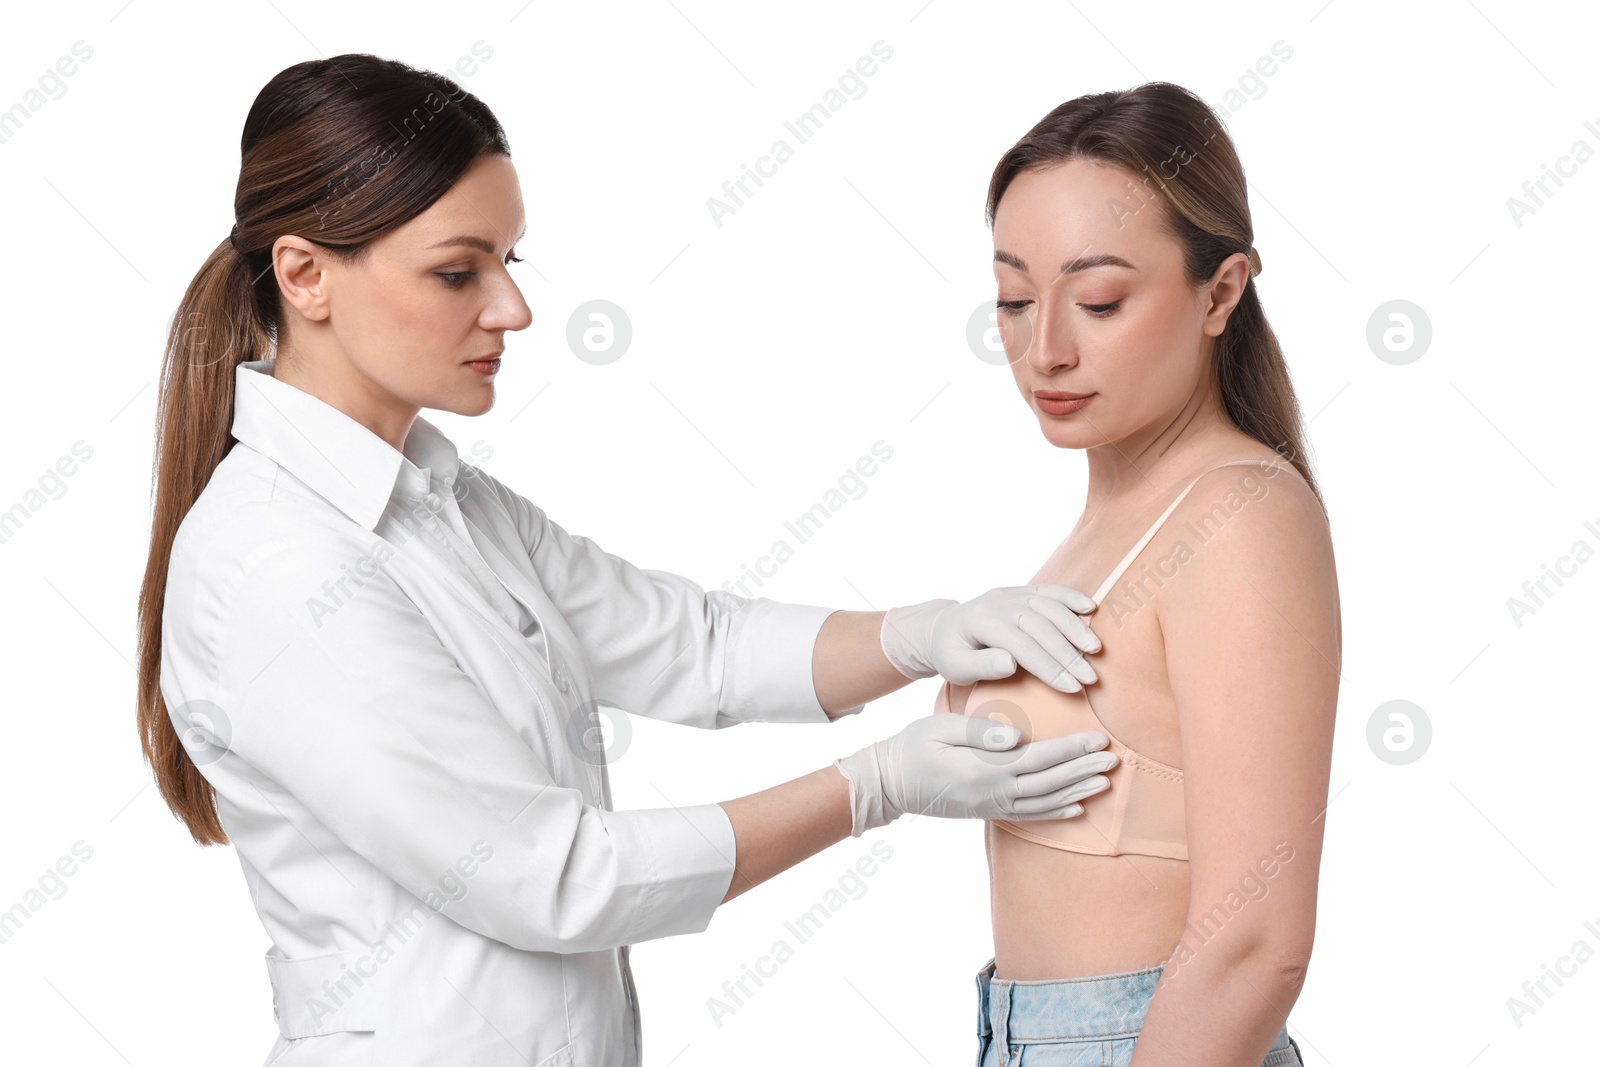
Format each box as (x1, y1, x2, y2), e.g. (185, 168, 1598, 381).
(994, 250, 1137, 276)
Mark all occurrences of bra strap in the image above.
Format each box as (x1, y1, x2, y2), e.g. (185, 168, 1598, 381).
(1090, 458, 1292, 604)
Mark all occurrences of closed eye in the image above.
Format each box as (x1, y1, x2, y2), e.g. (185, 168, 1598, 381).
(995, 298, 1121, 318)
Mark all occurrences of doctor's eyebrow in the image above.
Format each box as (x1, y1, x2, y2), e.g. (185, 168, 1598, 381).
(427, 224, 528, 254)
(993, 250, 1138, 276)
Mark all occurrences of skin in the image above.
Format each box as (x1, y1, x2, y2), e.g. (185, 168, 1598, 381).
(265, 152, 1102, 908)
(982, 159, 1340, 1064)
(272, 153, 533, 445)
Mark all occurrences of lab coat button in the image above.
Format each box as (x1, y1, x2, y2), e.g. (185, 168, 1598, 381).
(554, 667, 569, 692)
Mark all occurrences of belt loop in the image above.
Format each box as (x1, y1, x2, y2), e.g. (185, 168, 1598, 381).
(991, 978, 1012, 1064)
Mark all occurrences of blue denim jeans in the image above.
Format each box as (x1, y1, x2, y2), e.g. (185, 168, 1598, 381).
(975, 957, 1304, 1066)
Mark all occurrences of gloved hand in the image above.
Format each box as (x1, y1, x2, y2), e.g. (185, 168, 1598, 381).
(880, 586, 1102, 692)
(832, 712, 1118, 837)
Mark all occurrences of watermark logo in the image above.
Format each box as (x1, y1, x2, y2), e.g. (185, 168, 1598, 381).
(962, 697, 1033, 768)
(1366, 699, 1430, 765)
(1366, 299, 1431, 365)
(966, 300, 1017, 366)
(566, 299, 632, 365)
(560, 698, 632, 766)
(174, 699, 233, 766)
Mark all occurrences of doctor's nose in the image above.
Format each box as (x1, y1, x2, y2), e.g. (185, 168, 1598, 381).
(484, 281, 534, 334)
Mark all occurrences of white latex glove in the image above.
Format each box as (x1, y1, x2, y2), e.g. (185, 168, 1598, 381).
(832, 713, 1118, 837)
(880, 586, 1102, 692)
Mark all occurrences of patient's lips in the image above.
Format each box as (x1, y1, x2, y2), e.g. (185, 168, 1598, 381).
(1034, 390, 1094, 416)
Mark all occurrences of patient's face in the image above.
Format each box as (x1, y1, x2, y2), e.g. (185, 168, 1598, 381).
(991, 159, 1213, 451)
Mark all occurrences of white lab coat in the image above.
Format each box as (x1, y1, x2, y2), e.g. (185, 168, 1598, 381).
(159, 359, 859, 1065)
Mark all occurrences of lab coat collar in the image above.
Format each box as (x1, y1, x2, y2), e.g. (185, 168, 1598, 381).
(231, 358, 461, 531)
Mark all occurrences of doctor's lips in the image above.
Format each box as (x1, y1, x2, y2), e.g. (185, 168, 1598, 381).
(1033, 389, 1093, 415)
(465, 349, 504, 375)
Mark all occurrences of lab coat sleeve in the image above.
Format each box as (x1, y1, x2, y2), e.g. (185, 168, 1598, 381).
(495, 478, 864, 726)
(208, 530, 738, 955)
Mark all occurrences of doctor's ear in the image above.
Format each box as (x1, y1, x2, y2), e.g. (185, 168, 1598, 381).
(1199, 251, 1253, 339)
(272, 236, 335, 323)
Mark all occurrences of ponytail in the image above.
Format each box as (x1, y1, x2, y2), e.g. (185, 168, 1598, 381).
(135, 236, 271, 843)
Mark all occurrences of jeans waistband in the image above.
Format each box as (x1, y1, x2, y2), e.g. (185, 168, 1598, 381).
(975, 957, 1161, 1043)
(975, 957, 1295, 1057)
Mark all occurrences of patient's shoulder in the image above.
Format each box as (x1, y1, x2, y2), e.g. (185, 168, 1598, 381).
(1177, 456, 1329, 549)
(1156, 457, 1337, 645)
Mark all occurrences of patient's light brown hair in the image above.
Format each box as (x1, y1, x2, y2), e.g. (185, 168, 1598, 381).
(987, 81, 1324, 512)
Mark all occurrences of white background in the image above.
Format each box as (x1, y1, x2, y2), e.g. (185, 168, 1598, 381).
(2, 0, 1597, 1063)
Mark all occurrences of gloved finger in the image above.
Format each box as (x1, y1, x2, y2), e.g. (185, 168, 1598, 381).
(1012, 753, 1116, 800)
(913, 711, 1020, 750)
(967, 614, 1084, 693)
(1005, 729, 1112, 776)
(1025, 582, 1098, 615)
(1025, 592, 1101, 656)
(1008, 777, 1105, 815)
(1012, 769, 1111, 807)
(1017, 612, 1098, 689)
(936, 646, 1019, 686)
(1007, 793, 1086, 819)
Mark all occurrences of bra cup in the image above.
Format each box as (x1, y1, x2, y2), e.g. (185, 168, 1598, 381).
(939, 670, 1187, 860)
(960, 670, 1103, 748)
(930, 458, 1287, 862)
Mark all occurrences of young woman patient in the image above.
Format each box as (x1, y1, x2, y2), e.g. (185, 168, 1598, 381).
(935, 83, 1340, 1066)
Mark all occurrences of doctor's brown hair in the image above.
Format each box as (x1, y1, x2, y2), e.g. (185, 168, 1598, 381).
(986, 81, 1324, 512)
(136, 54, 512, 845)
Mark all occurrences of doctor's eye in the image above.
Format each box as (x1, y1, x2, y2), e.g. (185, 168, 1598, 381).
(996, 299, 1032, 316)
(439, 251, 522, 289)
(1079, 301, 1121, 318)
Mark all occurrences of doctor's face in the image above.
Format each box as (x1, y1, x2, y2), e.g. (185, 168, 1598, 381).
(271, 152, 533, 444)
(990, 159, 1245, 453)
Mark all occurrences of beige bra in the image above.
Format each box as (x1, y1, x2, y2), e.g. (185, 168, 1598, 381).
(935, 457, 1293, 860)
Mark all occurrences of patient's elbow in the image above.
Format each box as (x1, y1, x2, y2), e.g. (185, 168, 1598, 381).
(1271, 947, 1312, 988)
(1246, 938, 1314, 993)
(1199, 925, 1314, 991)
